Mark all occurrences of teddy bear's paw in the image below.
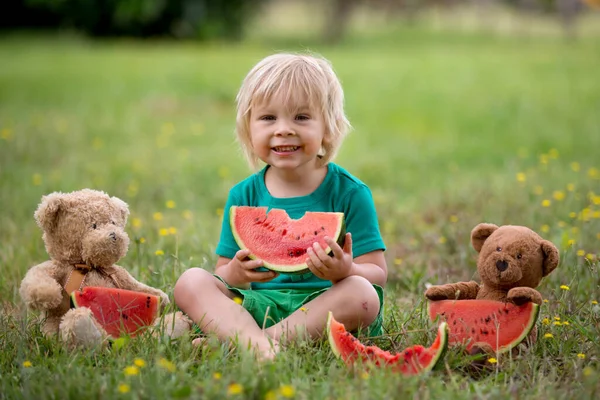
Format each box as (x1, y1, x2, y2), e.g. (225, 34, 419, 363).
(155, 311, 193, 340)
(507, 287, 540, 306)
(21, 281, 63, 310)
(424, 286, 453, 301)
(59, 308, 106, 348)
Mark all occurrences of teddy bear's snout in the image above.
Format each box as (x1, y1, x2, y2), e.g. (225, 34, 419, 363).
(496, 259, 509, 272)
(109, 232, 117, 241)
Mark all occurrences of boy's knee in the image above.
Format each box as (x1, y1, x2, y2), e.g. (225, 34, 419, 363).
(338, 276, 380, 322)
(173, 268, 212, 306)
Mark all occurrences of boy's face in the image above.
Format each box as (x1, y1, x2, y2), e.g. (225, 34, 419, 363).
(249, 92, 326, 172)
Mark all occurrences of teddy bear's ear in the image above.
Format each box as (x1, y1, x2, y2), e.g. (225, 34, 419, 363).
(471, 223, 499, 253)
(111, 196, 130, 224)
(34, 192, 65, 232)
(540, 240, 559, 277)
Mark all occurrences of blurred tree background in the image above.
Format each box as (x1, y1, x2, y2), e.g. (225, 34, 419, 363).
(2, 0, 598, 41)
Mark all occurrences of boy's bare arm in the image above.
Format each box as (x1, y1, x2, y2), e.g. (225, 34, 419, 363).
(346, 250, 387, 287)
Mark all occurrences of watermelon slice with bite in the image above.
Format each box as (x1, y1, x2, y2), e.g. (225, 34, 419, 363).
(327, 312, 448, 375)
(230, 206, 345, 274)
(71, 287, 160, 339)
(428, 300, 539, 353)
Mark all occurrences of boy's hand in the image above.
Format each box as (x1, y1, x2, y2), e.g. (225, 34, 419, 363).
(306, 233, 353, 283)
(218, 249, 278, 288)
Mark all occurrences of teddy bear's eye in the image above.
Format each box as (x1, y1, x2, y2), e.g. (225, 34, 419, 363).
(111, 221, 116, 225)
(516, 253, 522, 259)
(92, 223, 97, 229)
(496, 246, 502, 252)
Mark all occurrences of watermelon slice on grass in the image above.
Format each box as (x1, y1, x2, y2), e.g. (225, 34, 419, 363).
(71, 287, 160, 339)
(327, 311, 448, 375)
(230, 206, 346, 274)
(427, 299, 539, 354)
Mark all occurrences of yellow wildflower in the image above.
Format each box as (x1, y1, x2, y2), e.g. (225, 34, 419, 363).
(132, 218, 142, 228)
(118, 384, 130, 393)
(548, 148, 559, 159)
(133, 359, 145, 368)
(583, 367, 593, 377)
(592, 300, 598, 305)
(487, 358, 498, 364)
(213, 372, 222, 380)
(438, 237, 447, 244)
(218, 167, 230, 179)
(22, 361, 32, 368)
(576, 250, 585, 257)
(360, 371, 369, 380)
(153, 212, 163, 221)
(155, 250, 164, 256)
(123, 366, 139, 376)
(592, 195, 600, 206)
(1, 128, 13, 140)
(394, 258, 403, 266)
(264, 391, 277, 400)
(159, 228, 169, 236)
(139, 237, 146, 244)
(540, 225, 550, 233)
(544, 333, 554, 339)
(279, 385, 296, 398)
(543, 299, 549, 303)
(227, 383, 243, 396)
(560, 285, 570, 291)
(586, 253, 595, 261)
(216, 208, 224, 218)
(166, 200, 176, 209)
(541, 199, 551, 207)
(32, 173, 42, 186)
(516, 172, 526, 183)
(570, 162, 580, 172)
(563, 321, 570, 326)
(577, 353, 585, 359)
(588, 167, 599, 179)
(567, 239, 575, 247)
(182, 210, 193, 220)
(300, 307, 308, 312)
(233, 297, 243, 305)
(168, 227, 177, 235)
(554, 316, 561, 321)
(567, 183, 575, 192)
(157, 358, 176, 372)
(542, 318, 550, 325)
(553, 191, 565, 201)
(449, 215, 459, 223)
(569, 212, 577, 218)
(553, 321, 562, 326)
(597, 233, 600, 240)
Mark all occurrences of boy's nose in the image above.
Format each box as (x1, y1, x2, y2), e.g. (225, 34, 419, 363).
(274, 121, 295, 136)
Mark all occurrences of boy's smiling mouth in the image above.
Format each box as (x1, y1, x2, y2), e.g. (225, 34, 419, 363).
(272, 146, 299, 153)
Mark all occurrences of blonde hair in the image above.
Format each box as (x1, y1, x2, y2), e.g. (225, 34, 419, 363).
(235, 52, 351, 170)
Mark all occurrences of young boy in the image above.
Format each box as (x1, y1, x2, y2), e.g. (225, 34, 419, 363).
(174, 53, 387, 360)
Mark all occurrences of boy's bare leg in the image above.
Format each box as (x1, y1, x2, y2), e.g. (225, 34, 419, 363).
(264, 275, 380, 344)
(174, 268, 279, 360)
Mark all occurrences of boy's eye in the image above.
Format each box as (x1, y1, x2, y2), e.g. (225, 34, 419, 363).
(260, 115, 275, 121)
(296, 114, 310, 120)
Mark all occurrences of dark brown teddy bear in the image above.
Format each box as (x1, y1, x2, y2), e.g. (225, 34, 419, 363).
(19, 189, 192, 347)
(425, 223, 559, 351)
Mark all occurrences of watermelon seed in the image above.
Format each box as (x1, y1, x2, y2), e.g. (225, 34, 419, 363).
(471, 328, 476, 334)
(485, 316, 491, 323)
(296, 236, 300, 240)
(282, 229, 287, 236)
(314, 231, 318, 235)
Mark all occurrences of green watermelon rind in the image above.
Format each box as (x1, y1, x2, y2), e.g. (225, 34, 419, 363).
(427, 300, 540, 354)
(326, 311, 449, 374)
(230, 206, 346, 274)
(70, 287, 161, 339)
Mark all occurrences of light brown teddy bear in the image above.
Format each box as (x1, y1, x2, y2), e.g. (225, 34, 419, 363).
(425, 223, 559, 352)
(19, 189, 192, 347)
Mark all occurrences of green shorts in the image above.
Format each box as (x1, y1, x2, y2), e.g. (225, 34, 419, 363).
(195, 276, 385, 338)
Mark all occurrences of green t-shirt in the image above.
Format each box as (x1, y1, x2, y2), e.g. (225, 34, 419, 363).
(216, 162, 386, 290)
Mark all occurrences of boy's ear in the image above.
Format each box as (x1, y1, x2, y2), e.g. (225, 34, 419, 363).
(34, 192, 65, 232)
(471, 223, 499, 253)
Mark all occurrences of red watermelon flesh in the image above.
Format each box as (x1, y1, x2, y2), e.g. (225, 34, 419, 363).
(230, 206, 345, 274)
(71, 287, 160, 339)
(428, 300, 539, 353)
(327, 312, 448, 375)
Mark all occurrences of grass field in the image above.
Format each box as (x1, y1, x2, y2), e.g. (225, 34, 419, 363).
(1, 9, 600, 399)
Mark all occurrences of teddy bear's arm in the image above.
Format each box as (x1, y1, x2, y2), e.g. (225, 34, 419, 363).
(19, 261, 65, 311)
(111, 266, 170, 308)
(507, 287, 543, 305)
(425, 281, 480, 301)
